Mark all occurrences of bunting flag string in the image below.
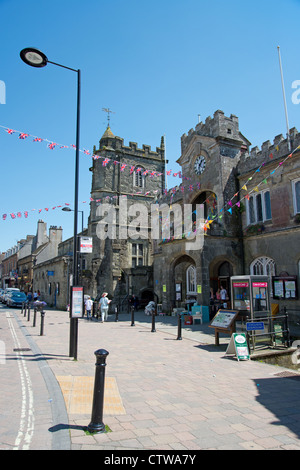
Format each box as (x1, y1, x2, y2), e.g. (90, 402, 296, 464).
(0, 124, 187, 180)
(160, 143, 300, 241)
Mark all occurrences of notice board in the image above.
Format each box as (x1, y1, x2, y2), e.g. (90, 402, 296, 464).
(209, 309, 239, 345)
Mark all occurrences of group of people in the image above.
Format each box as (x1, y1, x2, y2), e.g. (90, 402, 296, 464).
(210, 285, 228, 308)
(84, 292, 111, 322)
(26, 291, 40, 303)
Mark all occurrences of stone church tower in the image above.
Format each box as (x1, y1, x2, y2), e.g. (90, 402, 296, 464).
(85, 125, 166, 309)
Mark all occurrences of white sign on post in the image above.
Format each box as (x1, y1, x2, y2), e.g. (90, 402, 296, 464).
(80, 237, 93, 253)
(71, 287, 84, 318)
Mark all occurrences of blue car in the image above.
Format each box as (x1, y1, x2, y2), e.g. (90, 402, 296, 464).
(7, 291, 27, 308)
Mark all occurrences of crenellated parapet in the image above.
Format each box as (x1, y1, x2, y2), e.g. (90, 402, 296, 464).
(238, 127, 300, 174)
(180, 110, 249, 155)
(97, 126, 165, 161)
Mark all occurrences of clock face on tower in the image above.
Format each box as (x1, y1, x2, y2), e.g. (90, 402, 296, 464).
(194, 155, 206, 175)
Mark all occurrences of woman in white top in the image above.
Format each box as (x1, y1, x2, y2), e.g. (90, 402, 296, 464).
(99, 293, 111, 322)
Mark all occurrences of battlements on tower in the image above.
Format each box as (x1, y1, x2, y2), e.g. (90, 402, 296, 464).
(98, 126, 165, 161)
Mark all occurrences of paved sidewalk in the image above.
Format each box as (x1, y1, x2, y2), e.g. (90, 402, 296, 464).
(5, 308, 300, 450)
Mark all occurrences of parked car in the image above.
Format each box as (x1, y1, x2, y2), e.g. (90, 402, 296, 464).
(0, 289, 4, 302)
(7, 291, 27, 308)
(2, 288, 20, 304)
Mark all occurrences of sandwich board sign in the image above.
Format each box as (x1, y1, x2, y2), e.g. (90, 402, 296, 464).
(226, 333, 250, 361)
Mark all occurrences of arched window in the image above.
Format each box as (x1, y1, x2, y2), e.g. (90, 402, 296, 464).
(250, 257, 276, 276)
(133, 167, 145, 188)
(186, 265, 197, 295)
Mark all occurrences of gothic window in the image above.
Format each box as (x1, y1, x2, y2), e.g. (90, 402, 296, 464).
(250, 257, 276, 277)
(186, 265, 197, 295)
(132, 243, 144, 267)
(133, 167, 145, 188)
(246, 190, 272, 225)
(292, 178, 300, 214)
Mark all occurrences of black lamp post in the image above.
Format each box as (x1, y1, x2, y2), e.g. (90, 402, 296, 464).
(62, 207, 84, 286)
(20, 47, 81, 359)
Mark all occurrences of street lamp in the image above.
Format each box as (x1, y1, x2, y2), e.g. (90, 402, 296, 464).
(62, 206, 84, 233)
(20, 47, 81, 359)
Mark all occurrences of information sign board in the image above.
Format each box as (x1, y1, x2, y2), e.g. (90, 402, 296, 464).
(71, 286, 84, 318)
(226, 333, 250, 361)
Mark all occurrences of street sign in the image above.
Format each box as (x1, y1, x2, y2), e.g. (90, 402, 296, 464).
(246, 321, 265, 331)
(80, 236, 93, 253)
(226, 333, 250, 361)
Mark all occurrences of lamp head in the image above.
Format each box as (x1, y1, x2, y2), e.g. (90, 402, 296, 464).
(20, 48, 48, 68)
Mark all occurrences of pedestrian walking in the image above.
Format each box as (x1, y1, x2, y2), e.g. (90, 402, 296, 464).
(99, 293, 111, 322)
(27, 291, 33, 304)
(220, 285, 227, 308)
(85, 296, 93, 321)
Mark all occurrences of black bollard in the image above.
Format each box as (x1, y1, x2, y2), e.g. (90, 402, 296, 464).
(88, 349, 109, 434)
(131, 306, 135, 326)
(115, 306, 119, 322)
(40, 311, 45, 336)
(24, 303, 27, 317)
(177, 313, 182, 340)
(151, 311, 156, 332)
(21, 302, 24, 314)
(27, 305, 30, 322)
(33, 308, 37, 327)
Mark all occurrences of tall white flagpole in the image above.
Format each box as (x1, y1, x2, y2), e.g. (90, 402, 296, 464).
(277, 45, 291, 152)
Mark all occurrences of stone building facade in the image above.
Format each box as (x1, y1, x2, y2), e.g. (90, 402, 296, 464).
(153, 110, 251, 311)
(153, 110, 300, 316)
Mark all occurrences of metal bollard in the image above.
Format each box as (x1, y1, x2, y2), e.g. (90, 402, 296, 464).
(40, 311, 45, 336)
(33, 308, 37, 327)
(27, 305, 31, 322)
(24, 303, 27, 317)
(87, 349, 109, 434)
(177, 313, 182, 340)
(21, 302, 24, 314)
(151, 311, 156, 332)
(115, 306, 119, 322)
(131, 306, 135, 326)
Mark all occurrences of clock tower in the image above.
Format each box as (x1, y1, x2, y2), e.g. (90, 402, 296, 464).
(177, 110, 250, 214)
(154, 110, 251, 313)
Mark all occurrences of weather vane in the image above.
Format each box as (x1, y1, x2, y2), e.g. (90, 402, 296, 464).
(102, 107, 115, 127)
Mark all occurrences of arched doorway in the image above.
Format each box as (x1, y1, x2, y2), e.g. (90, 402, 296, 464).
(172, 254, 197, 308)
(209, 259, 233, 308)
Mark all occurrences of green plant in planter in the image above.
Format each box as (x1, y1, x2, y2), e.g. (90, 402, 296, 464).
(245, 223, 265, 235)
(294, 214, 300, 224)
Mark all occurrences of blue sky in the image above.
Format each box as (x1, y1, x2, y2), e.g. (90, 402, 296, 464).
(1, 0, 300, 252)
